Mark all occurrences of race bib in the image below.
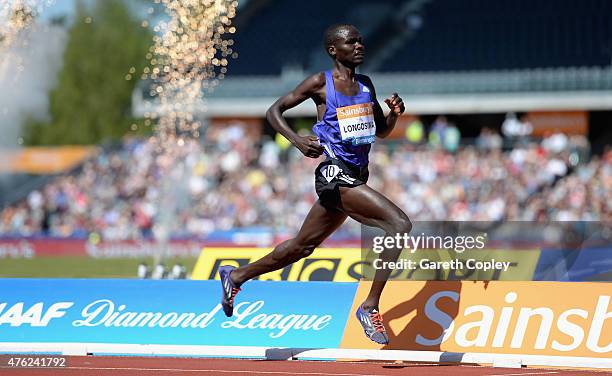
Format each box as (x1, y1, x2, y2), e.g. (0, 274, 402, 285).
(320, 164, 341, 183)
(337, 103, 376, 145)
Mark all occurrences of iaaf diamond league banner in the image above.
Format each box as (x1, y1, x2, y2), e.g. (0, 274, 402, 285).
(0, 279, 356, 348)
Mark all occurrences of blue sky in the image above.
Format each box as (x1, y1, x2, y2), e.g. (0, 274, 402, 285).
(39, 0, 150, 24)
(45, 0, 75, 17)
(38, 0, 246, 24)
(39, 0, 82, 22)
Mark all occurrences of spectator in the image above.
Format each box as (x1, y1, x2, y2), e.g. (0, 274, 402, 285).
(428, 115, 448, 148)
(405, 118, 424, 144)
(477, 127, 503, 150)
(542, 129, 569, 154)
(502, 112, 533, 143)
(443, 122, 461, 152)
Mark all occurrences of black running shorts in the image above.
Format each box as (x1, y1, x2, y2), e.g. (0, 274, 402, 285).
(314, 158, 369, 209)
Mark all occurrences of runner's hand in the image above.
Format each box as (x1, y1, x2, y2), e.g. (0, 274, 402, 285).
(294, 135, 324, 158)
(384, 93, 405, 115)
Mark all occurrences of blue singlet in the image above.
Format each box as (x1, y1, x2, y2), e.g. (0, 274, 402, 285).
(313, 70, 376, 168)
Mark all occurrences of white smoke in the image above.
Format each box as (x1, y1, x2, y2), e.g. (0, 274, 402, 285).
(0, 23, 67, 148)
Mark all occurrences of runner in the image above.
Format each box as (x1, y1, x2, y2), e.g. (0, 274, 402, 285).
(218, 24, 410, 345)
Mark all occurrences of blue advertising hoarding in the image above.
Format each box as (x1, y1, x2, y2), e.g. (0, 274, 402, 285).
(0, 279, 357, 348)
(533, 246, 612, 281)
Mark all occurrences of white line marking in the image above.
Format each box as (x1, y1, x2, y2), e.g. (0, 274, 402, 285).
(487, 372, 559, 376)
(67, 367, 390, 376)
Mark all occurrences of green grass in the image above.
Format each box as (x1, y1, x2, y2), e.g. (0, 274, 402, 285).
(0, 256, 199, 278)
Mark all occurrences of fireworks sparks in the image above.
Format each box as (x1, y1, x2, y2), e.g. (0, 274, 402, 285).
(1, 0, 238, 150)
(0, 0, 56, 104)
(0, 0, 55, 51)
(143, 0, 239, 149)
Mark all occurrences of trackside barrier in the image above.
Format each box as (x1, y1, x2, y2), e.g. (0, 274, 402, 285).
(0, 279, 610, 370)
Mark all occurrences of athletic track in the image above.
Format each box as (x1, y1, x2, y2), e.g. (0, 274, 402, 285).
(2, 356, 609, 376)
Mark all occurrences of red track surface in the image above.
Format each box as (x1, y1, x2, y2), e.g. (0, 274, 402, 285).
(2, 357, 609, 376)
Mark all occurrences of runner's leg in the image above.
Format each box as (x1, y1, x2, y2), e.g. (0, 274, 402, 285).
(230, 200, 348, 285)
(339, 184, 412, 309)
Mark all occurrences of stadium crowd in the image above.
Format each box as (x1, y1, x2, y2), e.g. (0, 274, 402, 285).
(0, 125, 609, 240)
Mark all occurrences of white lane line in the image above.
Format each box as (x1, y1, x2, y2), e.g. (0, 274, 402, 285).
(486, 372, 559, 376)
(67, 367, 390, 376)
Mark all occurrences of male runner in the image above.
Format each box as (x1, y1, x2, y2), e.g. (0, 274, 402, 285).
(219, 24, 410, 345)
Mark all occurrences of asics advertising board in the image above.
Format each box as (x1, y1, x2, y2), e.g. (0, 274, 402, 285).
(192, 247, 541, 282)
(192, 248, 364, 282)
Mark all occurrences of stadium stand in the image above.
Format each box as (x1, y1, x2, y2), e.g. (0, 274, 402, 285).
(227, 0, 612, 75)
(382, 0, 612, 72)
(229, 0, 399, 76)
(1, 128, 607, 240)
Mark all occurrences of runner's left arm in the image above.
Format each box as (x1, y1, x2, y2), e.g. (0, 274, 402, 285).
(362, 77, 405, 138)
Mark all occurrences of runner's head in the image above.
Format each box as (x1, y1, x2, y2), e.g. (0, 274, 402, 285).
(324, 24, 364, 67)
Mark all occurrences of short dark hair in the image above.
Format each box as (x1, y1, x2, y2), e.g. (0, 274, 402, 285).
(323, 24, 355, 49)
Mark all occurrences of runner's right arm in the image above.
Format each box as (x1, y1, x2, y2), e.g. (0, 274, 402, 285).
(266, 73, 326, 158)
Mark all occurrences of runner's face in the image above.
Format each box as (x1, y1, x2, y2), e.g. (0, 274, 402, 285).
(332, 28, 365, 66)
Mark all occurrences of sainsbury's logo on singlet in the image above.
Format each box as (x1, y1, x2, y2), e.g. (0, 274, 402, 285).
(336, 103, 376, 145)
